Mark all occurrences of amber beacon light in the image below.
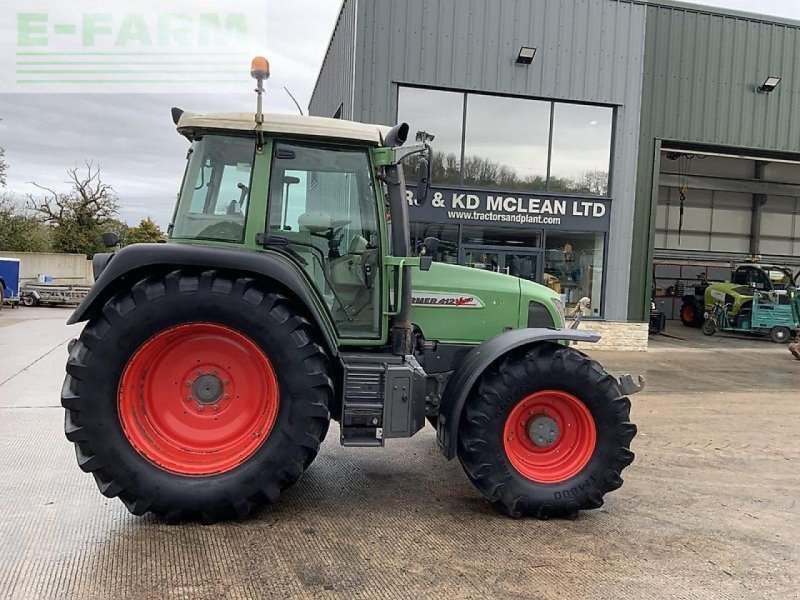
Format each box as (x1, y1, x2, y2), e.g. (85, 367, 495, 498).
(251, 56, 270, 125)
(251, 56, 270, 81)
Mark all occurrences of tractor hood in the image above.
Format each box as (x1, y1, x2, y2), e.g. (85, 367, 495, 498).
(410, 263, 563, 344)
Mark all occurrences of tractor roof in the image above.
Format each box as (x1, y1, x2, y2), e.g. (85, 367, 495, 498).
(176, 111, 392, 145)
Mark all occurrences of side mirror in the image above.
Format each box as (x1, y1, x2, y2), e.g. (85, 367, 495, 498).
(422, 236, 439, 255)
(416, 157, 431, 205)
(101, 232, 120, 249)
(419, 236, 439, 271)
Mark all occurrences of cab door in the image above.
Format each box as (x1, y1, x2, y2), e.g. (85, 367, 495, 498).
(266, 140, 384, 340)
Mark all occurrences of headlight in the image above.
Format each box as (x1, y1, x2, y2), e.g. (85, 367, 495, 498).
(550, 296, 566, 327)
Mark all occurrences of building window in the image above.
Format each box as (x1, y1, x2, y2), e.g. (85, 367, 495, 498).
(460, 224, 542, 248)
(396, 86, 613, 197)
(397, 87, 464, 185)
(549, 104, 613, 196)
(463, 95, 550, 191)
(544, 232, 605, 316)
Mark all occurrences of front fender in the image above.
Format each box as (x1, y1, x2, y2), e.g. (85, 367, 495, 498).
(436, 328, 600, 460)
(67, 243, 338, 354)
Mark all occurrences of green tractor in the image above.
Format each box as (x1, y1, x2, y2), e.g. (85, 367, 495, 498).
(62, 58, 641, 522)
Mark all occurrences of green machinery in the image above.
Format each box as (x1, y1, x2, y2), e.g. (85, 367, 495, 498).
(703, 290, 799, 343)
(62, 58, 641, 522)
(704, 264, 797, 317)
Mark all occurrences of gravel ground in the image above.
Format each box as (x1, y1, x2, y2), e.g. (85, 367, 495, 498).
(1, 307, 797, 599)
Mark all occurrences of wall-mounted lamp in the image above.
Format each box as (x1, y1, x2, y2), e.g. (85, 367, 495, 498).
(515, 46, 537, 65)
(758, 76, 781, 93)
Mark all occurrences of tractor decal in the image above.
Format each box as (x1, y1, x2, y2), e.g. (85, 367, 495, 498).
(411, 292, 485, 308)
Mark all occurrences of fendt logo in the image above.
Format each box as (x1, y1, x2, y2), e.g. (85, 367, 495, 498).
(411, 292, 485, 309)
(0, 1, 266, 93)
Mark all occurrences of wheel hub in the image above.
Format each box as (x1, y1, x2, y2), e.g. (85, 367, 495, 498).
(527, 414, 559, 447)
(191, 374, 224, 405)
(118, 323, 279, 476)
(502, 390, 597, 484)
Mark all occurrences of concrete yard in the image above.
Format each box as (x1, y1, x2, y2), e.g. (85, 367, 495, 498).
(0, 307, 797, 599)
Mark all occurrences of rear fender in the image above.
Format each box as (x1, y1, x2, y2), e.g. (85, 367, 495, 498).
(436, 328, 601, 459)
(68, 243, 338, 355)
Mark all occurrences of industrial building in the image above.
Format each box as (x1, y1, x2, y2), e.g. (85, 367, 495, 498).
(310, 0, 800, 347)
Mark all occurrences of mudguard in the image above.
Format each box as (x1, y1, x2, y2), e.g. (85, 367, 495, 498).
(436, 328, 601, 459)
(67, 243, 338, 353)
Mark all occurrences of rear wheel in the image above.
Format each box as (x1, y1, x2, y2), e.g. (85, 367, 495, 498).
(21, 294, 36, 307)
(457, 343, 636, 519)
(679, 301, 703, 328)
(62, 269, 333, 522)
(702, 319, 717, 336)
(770, 326, 791, 344)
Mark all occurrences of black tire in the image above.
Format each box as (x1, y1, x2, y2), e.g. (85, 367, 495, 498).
(457, 343, 636, 519)
(62, 269, 333, 522)
(679, 301, 703, 328)
(702, 319, 717, 336)
(21, 294, 36, 307)
(770, 326, 791, 344)
(0, 287, 4, 311)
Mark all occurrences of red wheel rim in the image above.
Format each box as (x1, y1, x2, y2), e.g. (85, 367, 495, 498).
(118, 323, 279, 476)
(681, 305, 695, 323)
(502, 390, 596, 484)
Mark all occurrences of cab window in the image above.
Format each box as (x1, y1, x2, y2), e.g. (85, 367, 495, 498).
(172, 135, 255, 243)
(267, 142, 381, 338)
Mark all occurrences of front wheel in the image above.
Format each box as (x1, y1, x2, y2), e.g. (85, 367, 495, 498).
(702, 319, 717, 336)
(457, 344, 636, 519)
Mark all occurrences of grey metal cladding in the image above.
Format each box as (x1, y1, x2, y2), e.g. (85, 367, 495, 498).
(309, 0, 358, 119)
(641, 2, 800, 152)
(353, 0, 647, 122)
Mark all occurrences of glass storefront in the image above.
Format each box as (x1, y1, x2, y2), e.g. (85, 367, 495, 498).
(411, 222, 606, 316)
(400, 86, 612, 318)
(549, 104, 613, 196)
(544, 232, 605, 317)
(462, 95, 550, 191)
(397, 87, 463, 185)
(397, 86, 613, 196)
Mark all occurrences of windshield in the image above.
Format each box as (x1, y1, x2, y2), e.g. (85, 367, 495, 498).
(171, 135, 255, 243)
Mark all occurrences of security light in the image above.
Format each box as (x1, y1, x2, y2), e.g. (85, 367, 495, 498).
(758, 76, 781, 93)
(516, 46, 537, 65)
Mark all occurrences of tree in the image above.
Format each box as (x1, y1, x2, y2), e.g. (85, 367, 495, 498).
(28, 162, 119, 257)
(572, 170, 609, 196)
(0, 195, 52, 252)
(125, 217, 165, 245)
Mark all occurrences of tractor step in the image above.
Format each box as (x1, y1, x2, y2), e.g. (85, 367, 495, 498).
(340, 354, 426, 446)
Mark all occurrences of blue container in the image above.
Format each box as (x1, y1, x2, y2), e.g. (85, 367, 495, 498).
(0, 257, 21, 300)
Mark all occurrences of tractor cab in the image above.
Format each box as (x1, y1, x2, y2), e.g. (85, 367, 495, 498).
(168, 114, 395, 339)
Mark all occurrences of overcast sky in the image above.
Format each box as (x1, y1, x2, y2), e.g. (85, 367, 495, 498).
(1, 0, 798, 228)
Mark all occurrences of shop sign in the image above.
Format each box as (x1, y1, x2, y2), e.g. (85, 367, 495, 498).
(406, 186, 611, 231)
